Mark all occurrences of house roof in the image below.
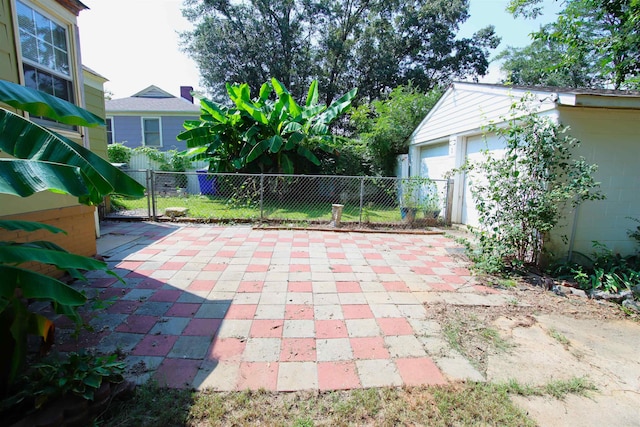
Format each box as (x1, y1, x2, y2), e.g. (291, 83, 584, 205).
(106, 85, 201, 114)
(56, 0, 88, 16)
(409, 82, 640, 146)
(451, 82, 640, 109)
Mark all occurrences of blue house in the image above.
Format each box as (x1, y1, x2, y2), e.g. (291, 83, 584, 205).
(105, 85, 200, 151)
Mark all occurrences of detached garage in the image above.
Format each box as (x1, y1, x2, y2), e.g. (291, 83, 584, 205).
(408, 82, 640, 258)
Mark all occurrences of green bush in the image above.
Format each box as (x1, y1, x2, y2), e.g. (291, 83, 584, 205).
(106, 143, 132, 164)
(463, 95, 603, 273)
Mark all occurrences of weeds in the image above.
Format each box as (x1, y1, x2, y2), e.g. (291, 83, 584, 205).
(547, 328, 571, 348)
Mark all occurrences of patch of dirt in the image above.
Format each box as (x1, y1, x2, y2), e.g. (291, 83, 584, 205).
(428, 278, 638, 374)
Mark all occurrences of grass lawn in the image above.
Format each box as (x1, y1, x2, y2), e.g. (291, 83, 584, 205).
(98, 378, 595, 426)
(112, 195, 403, 222)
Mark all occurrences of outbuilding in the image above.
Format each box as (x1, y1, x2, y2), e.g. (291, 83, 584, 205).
(408, 82, 640, 257)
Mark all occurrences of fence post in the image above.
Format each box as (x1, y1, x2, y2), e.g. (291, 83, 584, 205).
(445, 179, 454, 226)
(260, 174, 264, 221)
(359, 177, 365, 225)
(150, 170, 157, 220)
(145, 169, 152, 219)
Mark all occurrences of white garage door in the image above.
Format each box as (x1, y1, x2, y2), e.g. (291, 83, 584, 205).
(462, 134, 506, 227)
(419, 142, 451, 180)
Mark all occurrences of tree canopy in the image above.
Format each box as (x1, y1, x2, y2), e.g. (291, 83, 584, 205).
(501, 0, 640, 89)
(180, 0, 499, 103)
(351, 84, 441, 176)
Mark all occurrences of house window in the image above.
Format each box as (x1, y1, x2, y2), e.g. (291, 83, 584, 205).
(16, 1, 74, 104)
(142, 118, 161, 147)
(106, 117, 114, 144)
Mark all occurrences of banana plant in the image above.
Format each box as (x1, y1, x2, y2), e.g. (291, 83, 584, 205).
(179, 78, 357, 174)
(0, 80, 145, 395)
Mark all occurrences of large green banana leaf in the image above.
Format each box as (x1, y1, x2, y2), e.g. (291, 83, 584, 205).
(0, 265, 86, 306)
(0, 158, 88, 198)
(0, 80, 103, 127)
(0, 109, 145, 204)
(0, 220, 66, 234)
(0, 245, 109, 272)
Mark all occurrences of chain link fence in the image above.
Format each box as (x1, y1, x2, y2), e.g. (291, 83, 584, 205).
(106, 170, 453, 227)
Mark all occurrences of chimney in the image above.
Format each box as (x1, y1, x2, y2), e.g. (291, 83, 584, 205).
(180, 86, 194, 103)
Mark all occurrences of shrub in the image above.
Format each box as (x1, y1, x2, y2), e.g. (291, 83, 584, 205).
(464, 95, 603, 273)
(106, 142, 132, 164)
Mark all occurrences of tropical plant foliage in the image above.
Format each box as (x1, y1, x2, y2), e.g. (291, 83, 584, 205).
(180, 0, 499, 103)
(464, 96, 604, 273)
(0, 79, 144, 395)
(0, 80, 145, 204)
(178, 78, 356, 174)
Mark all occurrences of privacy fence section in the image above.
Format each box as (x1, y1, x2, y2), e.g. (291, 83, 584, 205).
(107, 171, 453, 227)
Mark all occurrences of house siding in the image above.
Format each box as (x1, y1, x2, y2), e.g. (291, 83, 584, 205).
(84, 82, 108, 160)
(111, 114, 194, 151)
(0, 0, 19, 83)
(113, 115, 142, 147)
(161, 115, 191, 151)
(551, 107, 640, 256)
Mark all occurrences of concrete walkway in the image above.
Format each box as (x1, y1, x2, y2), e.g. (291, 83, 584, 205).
(56, 221, 506, 392)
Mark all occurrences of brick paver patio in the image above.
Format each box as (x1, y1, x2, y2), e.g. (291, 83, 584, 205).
(54, 221, 505, 391)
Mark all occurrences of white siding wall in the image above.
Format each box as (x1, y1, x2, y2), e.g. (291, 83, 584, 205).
(549, 107, 640, 256)
(409, 84, 556, 146)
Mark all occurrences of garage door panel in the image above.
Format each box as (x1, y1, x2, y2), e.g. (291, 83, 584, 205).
(419, 142, 451, 180)
(462, 134, 506, 227)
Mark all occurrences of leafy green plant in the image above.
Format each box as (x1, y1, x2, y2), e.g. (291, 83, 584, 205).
(4, 351, 124, 412)
(570, 242, 640, 294)
(106, 143, 132, 164)
(463, 94, 603, 273)
(351, 84, 442, 176)
(0, 79, 144, 395)
(178, 78, 356, 174)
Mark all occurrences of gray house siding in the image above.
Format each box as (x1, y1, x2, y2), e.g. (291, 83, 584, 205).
(111, 115, 197, 151)
(113, 116, 142, 147)
(161, 115, 197, 151)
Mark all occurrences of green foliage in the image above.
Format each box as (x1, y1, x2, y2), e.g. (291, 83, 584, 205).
(0, 81, 139, 396)
(0, 80, 144, 204)
(496, 23, 605, 88)
(2, 351, 125, 412)
(178, 78, 356, 174)
(106, 143, 132, 164)
(180, 0, 499, 103)
(506, 0, 640, 90)
(465, 95, 603, 273)
(554, 241, 640, 294)
(133, 147, 192, 187)
(351, 85, 442, 176)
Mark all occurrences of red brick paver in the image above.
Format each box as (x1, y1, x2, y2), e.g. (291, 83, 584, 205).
(58, 222, 497, 392)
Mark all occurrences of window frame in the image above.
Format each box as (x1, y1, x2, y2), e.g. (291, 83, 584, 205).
(141, 117, 162, 147)
(14, 0, 80, 133)
(106, 117, 114, 144)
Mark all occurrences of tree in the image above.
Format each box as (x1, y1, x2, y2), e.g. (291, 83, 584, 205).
(178, 78, 356, 174)
(496, 24, 605, 88)
(504, 0, 640, 89)
(464, 95, 603, 273)
(350, 84, 441, 176)
(180, 0, 499, 103)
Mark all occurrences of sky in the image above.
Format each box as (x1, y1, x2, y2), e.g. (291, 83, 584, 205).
(77, 0, 562, 100)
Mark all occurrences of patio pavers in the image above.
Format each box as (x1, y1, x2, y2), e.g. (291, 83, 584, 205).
(56, 221, 502, 391)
